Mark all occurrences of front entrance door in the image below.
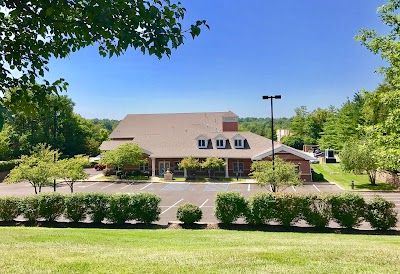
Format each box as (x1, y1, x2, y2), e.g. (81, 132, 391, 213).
(159, 161, 170, 176)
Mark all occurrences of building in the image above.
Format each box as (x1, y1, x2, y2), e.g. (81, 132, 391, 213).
(276, 129, 291, 142)
(100, 111, 314, 181)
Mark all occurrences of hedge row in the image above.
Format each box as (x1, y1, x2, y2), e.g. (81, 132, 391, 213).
(0, 192, 161, 224)
(215, 192, 398, 230)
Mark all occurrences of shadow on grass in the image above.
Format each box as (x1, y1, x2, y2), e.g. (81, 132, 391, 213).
(311, 170, 328, 182)
(355, 183, 397, 191)
(1, 221, 398, 235)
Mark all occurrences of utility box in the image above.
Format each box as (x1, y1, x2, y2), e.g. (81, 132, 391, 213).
(164, 169, 173, 181)
(325, 149, 336, 163)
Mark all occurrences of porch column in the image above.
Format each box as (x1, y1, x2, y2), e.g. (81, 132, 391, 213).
(225, 158, 229, 178)
(151, 158, 156, 177)
(184, 168, 187, 178)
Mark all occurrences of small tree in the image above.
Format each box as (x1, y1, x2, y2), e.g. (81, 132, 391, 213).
(100, 143, 146, 172)
(57, 155, 89, 193)
(250, 157, 303, 192)
(201, 157, 226, 178)
(5, 144, 58, 194)
(178, 156, 201, 177)
(340, 138, 378, 185)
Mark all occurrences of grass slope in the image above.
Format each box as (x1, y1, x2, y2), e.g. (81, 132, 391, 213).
(312, 163, 396, 191)
(0, 228, 399, 273)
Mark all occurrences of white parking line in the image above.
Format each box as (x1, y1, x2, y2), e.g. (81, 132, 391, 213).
(161, 199, 184, 215)
(269, 185, 273, 192)
(120, 183, 132, 190)
(82, 182, 100, 189)
(200, 199, 209, 208)
(313, 184, 321, 192)
(140, 182, 153, 190)
(247, 184, 250, 192)
(333, 182, 345, 190)
(292, 186, 297, 192)
(101, 182, 115, 189)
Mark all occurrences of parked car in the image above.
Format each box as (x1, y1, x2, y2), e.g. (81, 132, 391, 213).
(94, 163, 106, 171)
(310, 158, 319, 164)
(93, 155, 102, 161)
(314, 151, 324, 157)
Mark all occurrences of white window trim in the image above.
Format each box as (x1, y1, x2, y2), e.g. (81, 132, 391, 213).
(234, 138, 245, 149)
(198, 139, 207, 149)
(216, 138, 225, 149)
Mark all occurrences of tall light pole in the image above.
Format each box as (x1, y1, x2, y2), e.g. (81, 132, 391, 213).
(262, 95, 281, 192)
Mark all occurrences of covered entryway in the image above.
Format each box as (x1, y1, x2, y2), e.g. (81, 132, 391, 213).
(159, 161, 170, 176)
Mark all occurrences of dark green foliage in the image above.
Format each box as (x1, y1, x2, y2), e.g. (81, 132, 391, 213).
(107, 194, 133, 224)
(273, 193, 304, 226)
(302, 194, 331, 228)
(92, 119, 120, 133)
(0, 196, 21, 221)
(176, 203, 202, 224)
(0, 160, 21, 172)
(245, 193, 276, 225)
(280, 136, 305, 150)
(64, 193, 88, 222)
(131, 193, 161, 224)
(329, 193, 366, 228)
(20, 195, 41, 222)
(37, 193, 65, 221)
(85, 193, 110, 223)
(238, 117, 290, 139)
(365, 196, 398, 230)
(215, 192, 247, 224)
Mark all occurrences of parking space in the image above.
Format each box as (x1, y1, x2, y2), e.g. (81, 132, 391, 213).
(1, 180, 399, 226)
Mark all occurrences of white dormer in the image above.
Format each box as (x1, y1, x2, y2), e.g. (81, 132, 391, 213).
(213, 134, 226, 149)
(196, 134, 209, 149)
(232, 134, 245, 149)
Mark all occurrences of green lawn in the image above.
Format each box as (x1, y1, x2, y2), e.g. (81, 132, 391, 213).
(0, 228, 399, 273)
(312, 163, 396, 191)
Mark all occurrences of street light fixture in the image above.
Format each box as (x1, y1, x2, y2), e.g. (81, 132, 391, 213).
(262, 95, 282, 192)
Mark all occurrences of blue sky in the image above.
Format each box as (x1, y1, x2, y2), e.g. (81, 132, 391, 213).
(46, 0, 387, 120)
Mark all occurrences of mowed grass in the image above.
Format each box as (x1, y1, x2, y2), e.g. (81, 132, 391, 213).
(0, 228, 400, 273)
(312, 163, 396, 191)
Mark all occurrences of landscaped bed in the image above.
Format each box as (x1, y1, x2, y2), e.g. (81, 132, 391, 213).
(0, 227, 399, 273)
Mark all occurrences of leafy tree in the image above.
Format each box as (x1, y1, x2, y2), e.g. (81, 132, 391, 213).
(92, 119, 120, 133)
(340, 138, 379, 185)
(5, 144, 58, 194)
(100, 143, 145, 171)
(250, 157, 303, 192)
(280, 136, 304, 150)
(201, 157, 226, 178)
(57, 155, 89, 193)
(178, 156, 201, 176)
(290, 106, 308, 137)
(0, 0, 208, 112)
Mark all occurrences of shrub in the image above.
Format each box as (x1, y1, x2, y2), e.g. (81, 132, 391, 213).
(215, 192, 247, 224)
(176, 203, 202, 224)
(86, 193, 110, 223)
(302, 194, 331, 228)
(273, 193, 304, 226)
(37, 193, 65, 221)
(103, 168, 111, 176)
(64, 193, 88, 222)
(365, 196, 398, 230)
(0, 196, 21, 221)
(131, 193, 161, 224)
(329, 193, 366, 228)
(20, 195, 41, 222)
(107, 193, 133, 224)
(0, 160, 21, 172)
(245, 193, 276, 225)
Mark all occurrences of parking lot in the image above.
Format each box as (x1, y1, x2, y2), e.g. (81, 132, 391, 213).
(1, 179, 399, 228)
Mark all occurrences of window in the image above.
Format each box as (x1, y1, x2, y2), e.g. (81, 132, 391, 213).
(139, 163, 149, 171)
(233, 162, 244, 173)
(216, 139, 225, 148)
(234, 139, 244, 148)
(294, 165, 300, 174)
(174, 161, 180, 170)
(198, 139, 207, 148)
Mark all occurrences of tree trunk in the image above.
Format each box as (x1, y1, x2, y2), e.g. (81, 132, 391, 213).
(34, 185, 37, 194)
(368, 171, 377, 185)
(70, 182, 74, 193)
(39, 184, 42, 193)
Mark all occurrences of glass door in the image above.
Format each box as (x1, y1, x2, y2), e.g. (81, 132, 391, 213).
(159, 161, 170, 176)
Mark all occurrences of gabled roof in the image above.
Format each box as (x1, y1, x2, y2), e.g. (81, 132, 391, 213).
(251, 145, 315, 161)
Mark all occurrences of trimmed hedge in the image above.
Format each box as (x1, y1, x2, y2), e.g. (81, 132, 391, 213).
(246, 193, 276, 225)
(0, 196, 21, 221)
(64, 193, 88, 222)
(365, 196, 398, 230)
(215, 192, 247, 224)
(0, 160, 21, 172)
(131, 193, 161, 224)
(177, 203, 202, 224)
(274, 193, 304, 226)
(37, 193, 65, 221)
(329, 193, 366, 228)
(108, 193, 133, 224)
(302, 194, 331, 228)
(21, 195, 41, 222)
(85, 193, 110, 223)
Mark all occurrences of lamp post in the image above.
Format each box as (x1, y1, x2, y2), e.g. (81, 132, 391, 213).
(53, 105, 59, 192)
(262, 95, 282, 192)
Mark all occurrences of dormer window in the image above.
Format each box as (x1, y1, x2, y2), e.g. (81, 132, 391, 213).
(216, 139, 225, 149)
(198, 139, 207, 148)
(234, 139, 243, 148)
